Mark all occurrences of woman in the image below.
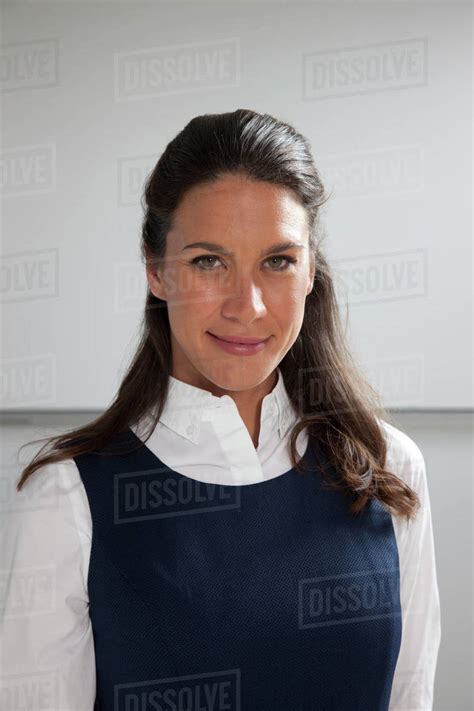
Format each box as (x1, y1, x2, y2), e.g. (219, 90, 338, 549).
(2, 109, 441, 710)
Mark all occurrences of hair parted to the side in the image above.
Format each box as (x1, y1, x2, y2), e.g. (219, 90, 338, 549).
(16, 108, 419, 522)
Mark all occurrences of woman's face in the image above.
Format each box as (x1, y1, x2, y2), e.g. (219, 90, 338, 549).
(146, 174, 315, 395)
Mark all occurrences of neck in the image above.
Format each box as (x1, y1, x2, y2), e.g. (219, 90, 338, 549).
(170, 362, 279, 449)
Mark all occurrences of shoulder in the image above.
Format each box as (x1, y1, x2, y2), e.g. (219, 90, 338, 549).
(5, 458, 92, 587)
(15, 456, 91, 530)
(1, 459, 95, 704)
(376, 420, 437, 574)
(15, 456, 87, 507)
(377, 418, 426, 491)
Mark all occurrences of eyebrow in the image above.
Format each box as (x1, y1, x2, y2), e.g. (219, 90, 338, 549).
(181, 240, 305, 258)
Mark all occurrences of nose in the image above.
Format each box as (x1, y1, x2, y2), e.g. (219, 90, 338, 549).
(220, 271, 267, 323)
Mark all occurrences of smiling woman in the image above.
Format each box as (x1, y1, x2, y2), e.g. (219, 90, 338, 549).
(7, 109, 440, 711)
(144, 174, 315, 413)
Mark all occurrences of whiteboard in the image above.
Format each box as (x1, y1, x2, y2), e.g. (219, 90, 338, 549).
(1, 1, 472, 410)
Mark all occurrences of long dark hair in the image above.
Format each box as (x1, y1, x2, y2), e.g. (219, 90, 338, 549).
(16, 108, 419, 521)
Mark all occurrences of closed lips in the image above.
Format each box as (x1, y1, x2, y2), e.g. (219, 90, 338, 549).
(208, 332, 268, 344)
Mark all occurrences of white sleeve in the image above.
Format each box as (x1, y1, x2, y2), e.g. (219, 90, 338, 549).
(0, 458, 96, 710)
(382, 422, 442, 710)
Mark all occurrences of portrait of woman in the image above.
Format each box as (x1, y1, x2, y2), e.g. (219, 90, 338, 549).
(2, 108, 441, 710)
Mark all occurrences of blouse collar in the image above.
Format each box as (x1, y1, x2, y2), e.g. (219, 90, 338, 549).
(151, 366, 296, 445)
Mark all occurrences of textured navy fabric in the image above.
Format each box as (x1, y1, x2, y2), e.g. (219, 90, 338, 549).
(75, 429, 402, 711)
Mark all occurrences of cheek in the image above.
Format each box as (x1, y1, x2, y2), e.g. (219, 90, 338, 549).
(165, 268, 217, 322)
(270, 281, 306, 312)
(164, 264, 209, 300)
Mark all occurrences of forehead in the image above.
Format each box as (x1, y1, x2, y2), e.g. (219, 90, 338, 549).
(169, 175, 309, 241)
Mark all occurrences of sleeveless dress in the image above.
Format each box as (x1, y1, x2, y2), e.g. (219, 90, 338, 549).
(74, 427, 402, 711)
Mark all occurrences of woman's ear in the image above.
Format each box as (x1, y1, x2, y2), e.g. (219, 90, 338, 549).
(145, 252, 167, 301)
(306, 260, 316, 296)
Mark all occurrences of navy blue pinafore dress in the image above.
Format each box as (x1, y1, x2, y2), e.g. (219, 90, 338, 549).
(75, 428, 402, 711)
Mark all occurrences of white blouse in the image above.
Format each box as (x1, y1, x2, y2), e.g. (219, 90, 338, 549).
(0, 367, 441, 709)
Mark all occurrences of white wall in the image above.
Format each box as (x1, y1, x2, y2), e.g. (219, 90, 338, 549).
(1, 1, 472, 410)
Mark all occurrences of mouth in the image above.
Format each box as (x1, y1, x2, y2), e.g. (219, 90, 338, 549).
(207, 332, 270, 345)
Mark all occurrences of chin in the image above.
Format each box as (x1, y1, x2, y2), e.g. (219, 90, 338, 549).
(205, 361, 275, 390)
